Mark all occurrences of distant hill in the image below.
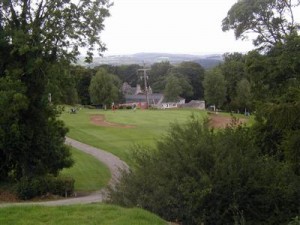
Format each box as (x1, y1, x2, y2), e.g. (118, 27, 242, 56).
(78, 52, 223, 69)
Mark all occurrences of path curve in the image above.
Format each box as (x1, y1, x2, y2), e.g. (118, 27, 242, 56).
(0, 137, 129, 208)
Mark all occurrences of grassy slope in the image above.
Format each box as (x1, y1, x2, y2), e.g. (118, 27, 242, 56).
(61, 108, 207, 165)
(60, 147, 110, 192)
(0, 204, 167, 225)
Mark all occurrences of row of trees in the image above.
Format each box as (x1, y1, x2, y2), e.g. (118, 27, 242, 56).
(46, 61, 205, 107)
(52, 48, 298, 114)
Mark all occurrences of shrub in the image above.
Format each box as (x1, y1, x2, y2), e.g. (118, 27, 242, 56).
(52, 176, 75, 197)
(16, 176, 75, 200)
(289, 216, 300, 225)
(108, 117, 300, 225)
(17, 176, 48, 200)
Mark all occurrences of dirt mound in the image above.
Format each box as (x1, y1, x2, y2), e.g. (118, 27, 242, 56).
(208, 113, 247, 128)
(90, 114, 135, 128)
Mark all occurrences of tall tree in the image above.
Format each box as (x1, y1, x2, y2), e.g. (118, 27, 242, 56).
(0, 0, 111, 180)
(174, 61, 205, 101)
(246, 35, 300, 102)
(89, 68, 121, 107)
(219, 53, 247, 109)
(203, 69, 226, 108)
(149, 61, 173, 92)
(70, 65, 96, 105)
(164, 75, 183, 102)
(235, 78, 252, 112)
(222, 0, 300, 50)
(46, 62, 79, 105)
(164, 73, 193, 102)
(115, 64, 142, 87)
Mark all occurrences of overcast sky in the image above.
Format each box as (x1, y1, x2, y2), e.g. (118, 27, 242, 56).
(100, 0, 255, 55)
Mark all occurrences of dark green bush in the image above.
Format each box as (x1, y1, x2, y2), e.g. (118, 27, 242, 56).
(108, 117, 300, 225)
(17, 176, 48, 200)
(51, 176, 75, 197)
(16, 176, 75, 200)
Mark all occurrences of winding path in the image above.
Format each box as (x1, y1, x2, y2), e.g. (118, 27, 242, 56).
(0, 137, 129, 208)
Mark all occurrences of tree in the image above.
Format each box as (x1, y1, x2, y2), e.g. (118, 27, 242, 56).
(149, 61, 173, 92)
(218, 53, 247, 110)
(203, 69, 226, 108)
(222, 0, 299, 50)
(70, 65, 96, 105)
(235, 78, 252, 112)
(164, 73, 193, 102)
(115, 64, 142, 87)
(46, 62, 79, 105)
(0, 0, 111, 180)
(246, 35, 300, 102)
(89, 68, 121, 107)
(174, 61, 205, 101)
(164, 75, 182, 102)
(253, 87, 300, 174)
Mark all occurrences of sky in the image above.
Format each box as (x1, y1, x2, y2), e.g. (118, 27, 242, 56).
(100, 0, 255, 56)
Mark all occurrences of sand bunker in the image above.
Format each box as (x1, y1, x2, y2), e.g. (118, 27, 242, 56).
(90, 114, 135, 128)
(208, 113, 247, 128)
(90, 113, 246, 129)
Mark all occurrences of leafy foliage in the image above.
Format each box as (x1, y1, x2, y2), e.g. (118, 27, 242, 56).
(203, 68, 226, 108)
(222, 0, 300, 50)
(218, 53, 249, 111)
(108, 118, 300, 225)
(89, 68, 121, 106)
(173, 62, 205, 101)
(16, 176, 75, 200)
(164, 73, 193, 102)
(0, 0, 111, 181)
(149, 62, 172, 92)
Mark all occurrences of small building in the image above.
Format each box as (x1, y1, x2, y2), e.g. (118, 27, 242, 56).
(121, 83, 186, 109)
(160, 98, 185, 109)
(179, 100, 206, 110)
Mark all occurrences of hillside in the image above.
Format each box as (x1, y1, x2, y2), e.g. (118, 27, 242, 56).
(78, 52, 223, 69)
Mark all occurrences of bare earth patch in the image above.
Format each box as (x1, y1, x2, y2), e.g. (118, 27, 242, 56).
(0, 190, 18, 203)
(208, 113, 247, 128)
(90, 114, 135, 128)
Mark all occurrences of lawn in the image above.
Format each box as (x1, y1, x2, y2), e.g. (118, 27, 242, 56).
(60, 147, 110, 193)
(0, 204, 167, 225)
(61, 107, 207, 165)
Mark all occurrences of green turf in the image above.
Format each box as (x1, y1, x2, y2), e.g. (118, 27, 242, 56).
(61, 107, 207, 165)
(0, 204, 167, 225)
(60, 147, 111, 192)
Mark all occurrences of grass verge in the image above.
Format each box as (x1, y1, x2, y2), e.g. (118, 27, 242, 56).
(0, 204, 167, 225)
(60, 147, 110, 193)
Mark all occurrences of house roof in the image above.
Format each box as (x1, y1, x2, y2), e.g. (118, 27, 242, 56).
(125, 93, 164, 104)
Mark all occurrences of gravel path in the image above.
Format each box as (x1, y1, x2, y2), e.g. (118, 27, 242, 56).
(0, 137, 129, 208)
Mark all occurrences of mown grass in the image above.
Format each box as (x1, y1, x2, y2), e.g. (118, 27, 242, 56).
(0, 204, 167, 225)
(60, 147, 110, 192)
(61, 108, 207, 165)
